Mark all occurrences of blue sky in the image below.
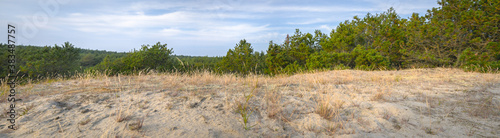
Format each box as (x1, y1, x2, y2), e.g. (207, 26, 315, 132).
(0, 0, 439, 56)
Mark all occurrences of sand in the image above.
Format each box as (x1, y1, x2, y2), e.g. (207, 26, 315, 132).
(0, 68, 499, 137)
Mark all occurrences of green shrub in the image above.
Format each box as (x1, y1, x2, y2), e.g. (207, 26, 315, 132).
(219, 39, 266, 75)
(351, 45, 389, 70)
(306, 51, 353, 70)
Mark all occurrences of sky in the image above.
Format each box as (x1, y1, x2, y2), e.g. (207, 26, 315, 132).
(0, 0, 439, 56)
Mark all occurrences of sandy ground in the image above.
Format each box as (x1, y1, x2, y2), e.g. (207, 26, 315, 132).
(0, 68, 499, 137)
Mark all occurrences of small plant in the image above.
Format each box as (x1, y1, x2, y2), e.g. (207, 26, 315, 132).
(325, 122, 341, 135)
(357, 117, 370, 127)
(79, 118, 91, 125)
(372, 91, 385, 101)
(393, 123, 401, 130)
(56, 119, 64, 133)
(470, 95, 497, 118)
(382, 111, 392, 120)
(400, 118, 409, 125)
(128, 117, 145, 131)
(265, 88, 282, 119)
(466, 124, 476, 136)
(235, 78, 260, 130)
(166, 103, 174, 110)
(424, 127, 435, 135)
(19, 104, 35, 117)
(237, 93, 256, 130)
(0, 108, 8, 118)
(116, 107, 124, 122)
(316, 95, 344, 120)
(138, 101, 149, 109)
(317, 101, 334, 120)
(394, 75, 402, 82)
(115, 106, 130, 122)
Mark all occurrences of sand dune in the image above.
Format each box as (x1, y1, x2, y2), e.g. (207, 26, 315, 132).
(1, 68, 499, 137)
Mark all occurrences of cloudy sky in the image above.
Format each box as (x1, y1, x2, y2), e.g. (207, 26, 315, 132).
(0, 0, 439, 56)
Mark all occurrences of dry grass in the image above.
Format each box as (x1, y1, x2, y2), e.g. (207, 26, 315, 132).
(115, 107, 126, 122)
(235, 93, 255, 130)
(79, 118, 92, 125)
(467, 95, 498, 118)
(115, 104, 132, 123)
(371, 87, 392, 101)
(316, 94, 344, 120)
(19, 103, 35, 116)
(265, 88, 282, 119)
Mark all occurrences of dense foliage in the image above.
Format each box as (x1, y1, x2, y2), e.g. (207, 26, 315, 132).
(92, 42, 174, 74)
(1, 0, 498, 82)
(219, 39, 266, 75)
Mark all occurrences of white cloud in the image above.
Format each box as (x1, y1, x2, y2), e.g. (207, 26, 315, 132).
(319, 25, 331, 31)
(359, 0, 439, 15)
(55, 9, 271, 41)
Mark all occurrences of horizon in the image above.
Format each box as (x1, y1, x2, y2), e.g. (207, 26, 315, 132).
(0, 0, 439, 56)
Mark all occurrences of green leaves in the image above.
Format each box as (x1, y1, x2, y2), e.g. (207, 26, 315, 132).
(351, 45, 389, 70)
(121, 42, 173, 74)
(92, 42, 173, 75)
(219, 39, 265, 75)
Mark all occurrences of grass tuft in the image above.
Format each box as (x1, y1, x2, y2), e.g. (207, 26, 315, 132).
(79, 118, 91, 125)
(128, 117, 145, 131)
(316, 94, 344, 120)
(236, 93, 256, 130)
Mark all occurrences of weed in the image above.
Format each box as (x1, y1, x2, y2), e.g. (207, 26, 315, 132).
(325, 122, 341, 135)
(382, 111, 392, 120)
(371, 88, 390, 101)
(0, 108, 8, 118)
(316, 94, 343, 120)
(357, 117, 370, 127)
(19, 104, 35, 117)
(424, 127, 435, 135)
(235, 78, 260, 130)
(470, 95, 497, 118)
(393, 122, 401, 130)
(138, 101, 148, 109)
(394, 75, 402, 82)
(400, 118, 409, 125)
(237, 93, 256, 130)
(56, 119, 64, 133)
(129, 116, 145, 131)
(115, 105, 130, 122)
(466, 124, 477, 136)
(166, 103, 174, 110)
(265, 88, 282, 119)
(79, 118, 91, 125)
(317, 102, 334, 120)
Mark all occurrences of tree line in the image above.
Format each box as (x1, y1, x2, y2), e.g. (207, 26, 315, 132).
(1, 0, 498, 82)
(232, 0, 500, 74)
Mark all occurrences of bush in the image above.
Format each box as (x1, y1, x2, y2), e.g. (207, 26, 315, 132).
(351, 45, 389, 70)
(19, 42, 80, 78)
(92, 42, 173, 75)
(219, 39, 265, 75)
(459, 46, 500, 72)
(282, 61, 304, 75)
